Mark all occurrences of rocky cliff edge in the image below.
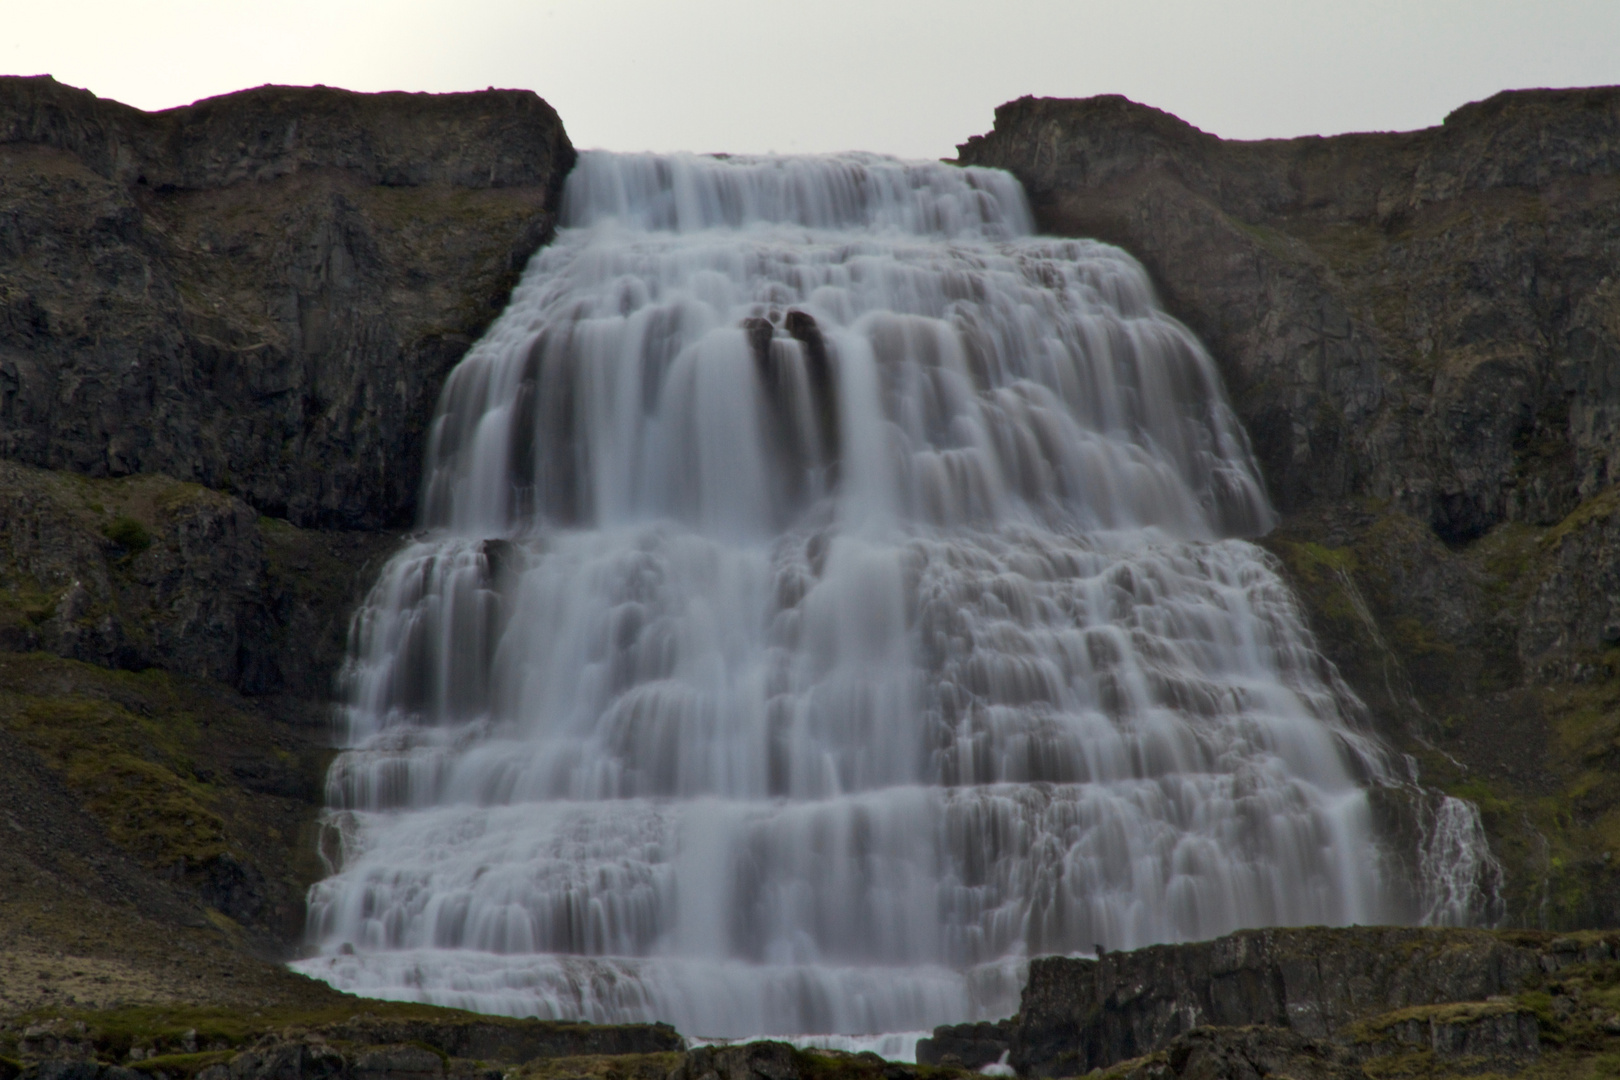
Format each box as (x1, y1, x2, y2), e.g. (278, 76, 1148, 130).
(0, 75, 574, 530)
(0, 77, 572, 989)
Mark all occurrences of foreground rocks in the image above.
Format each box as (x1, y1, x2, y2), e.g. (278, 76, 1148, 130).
(920, 926, 1620, 1077)
(0, 1010, 951, 1080)
(2, 1008, 684, 1080)
(9, 927, 1620, 1080)
(0, 75, 574, 529)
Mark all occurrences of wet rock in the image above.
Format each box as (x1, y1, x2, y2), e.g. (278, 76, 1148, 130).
(916, 1019, 1013, 1070)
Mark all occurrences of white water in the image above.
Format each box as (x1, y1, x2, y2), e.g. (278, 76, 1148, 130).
(294, 151, 1494, 1039)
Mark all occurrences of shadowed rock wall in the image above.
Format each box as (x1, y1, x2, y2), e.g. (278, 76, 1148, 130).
(923, 926, 1620, 1079)
(0, 78, 572, 962)
(959, 87, 1620, 542)
(0, 75, 574, 529)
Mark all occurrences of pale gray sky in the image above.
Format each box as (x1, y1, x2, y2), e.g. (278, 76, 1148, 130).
(9, 1, 1620, 158)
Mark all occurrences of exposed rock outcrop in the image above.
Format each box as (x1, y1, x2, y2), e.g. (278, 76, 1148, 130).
(0, 75, 574, 529)
(0, 77, 574, 961)
(4, 1012, 683, 1080)
(914, 1020, 1012, 1071)
(919, 926, 1620, 1078)
(0, 459, 392, 695)
(958, 88, 1620, 542)
(3, 1021, 949, 1080)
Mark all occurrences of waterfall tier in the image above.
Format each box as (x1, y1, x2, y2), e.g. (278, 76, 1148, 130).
(293, 151, 1492, 1038)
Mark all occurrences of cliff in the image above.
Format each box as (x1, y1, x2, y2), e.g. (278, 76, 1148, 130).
(0, 74, 573, 530)
(958, 88, 1620, 537)
(959, 87, 1620, 926)
(0, 77, 574, 1000)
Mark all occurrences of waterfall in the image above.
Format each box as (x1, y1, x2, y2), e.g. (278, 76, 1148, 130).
(292, 151, 1492, 1037)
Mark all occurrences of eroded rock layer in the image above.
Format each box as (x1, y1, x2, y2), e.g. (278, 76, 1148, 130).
(922, 925, 1620, 1078)
(0, 75, 574, 529)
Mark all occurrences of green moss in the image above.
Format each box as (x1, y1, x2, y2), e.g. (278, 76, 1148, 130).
(102, 515, 152, 555)
(513, 1052, 681, 1080)
(1354, 1000, 1522, 1041)
(154, 482, 222, 515)
(131, 1051, 233, 1078)
(12, 586, 58, 624)
(792, 1048, 966, 1080)
(1270, 539, 1362, 625)
(1543, 488, 1620, 550)
(1228, 217, 1297, 260)
(1392, 616, 1453, 659)
(5, 691, 225, 868)
(1446, 779, 1518, 822)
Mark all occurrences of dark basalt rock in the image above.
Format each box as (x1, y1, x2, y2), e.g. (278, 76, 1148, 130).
(998, 925, 1620, 1077)
(319, 1017, 682, 1063)
(958, 87, 1620, 540)
(915, 1019, 1013, 1070)
(0, 75, 575, 529)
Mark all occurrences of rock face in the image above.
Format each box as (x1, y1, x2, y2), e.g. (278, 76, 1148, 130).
(0, 75, 574, 529)
(959, 88, 1620, 926)
(0, 78, 575, 966)
(1011, 927, 1544, 1074)
(6, 1013, 684, 1080)
(958, 88, 1620, 542)
(0, 459, 392, 695)
(918, 926, 1620, 1078)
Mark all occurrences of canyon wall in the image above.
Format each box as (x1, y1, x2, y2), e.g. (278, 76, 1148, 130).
(5, 74, 1620, 1026)
(0, 77, 574, 986)
(1, 74, 573, 530)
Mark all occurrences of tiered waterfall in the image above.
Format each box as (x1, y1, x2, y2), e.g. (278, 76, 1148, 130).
(293, 152, 1496, 1038)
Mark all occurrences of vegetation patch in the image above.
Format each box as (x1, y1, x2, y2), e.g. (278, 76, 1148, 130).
(103, 515, 153, 556)
(130, 1051, 234, 1078)
(3, 684, 225, 869)
(792, 1048, 965, 1080)
(513, 1052, 681, 1080)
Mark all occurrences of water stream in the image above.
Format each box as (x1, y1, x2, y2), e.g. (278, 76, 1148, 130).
(292, 152, 1494, 1038)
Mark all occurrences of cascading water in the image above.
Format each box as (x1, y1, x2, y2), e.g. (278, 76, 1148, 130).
(293, 151, 1496, 1038)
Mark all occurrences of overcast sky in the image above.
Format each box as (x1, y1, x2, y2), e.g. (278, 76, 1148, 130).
(10, 1, 1620, 159)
